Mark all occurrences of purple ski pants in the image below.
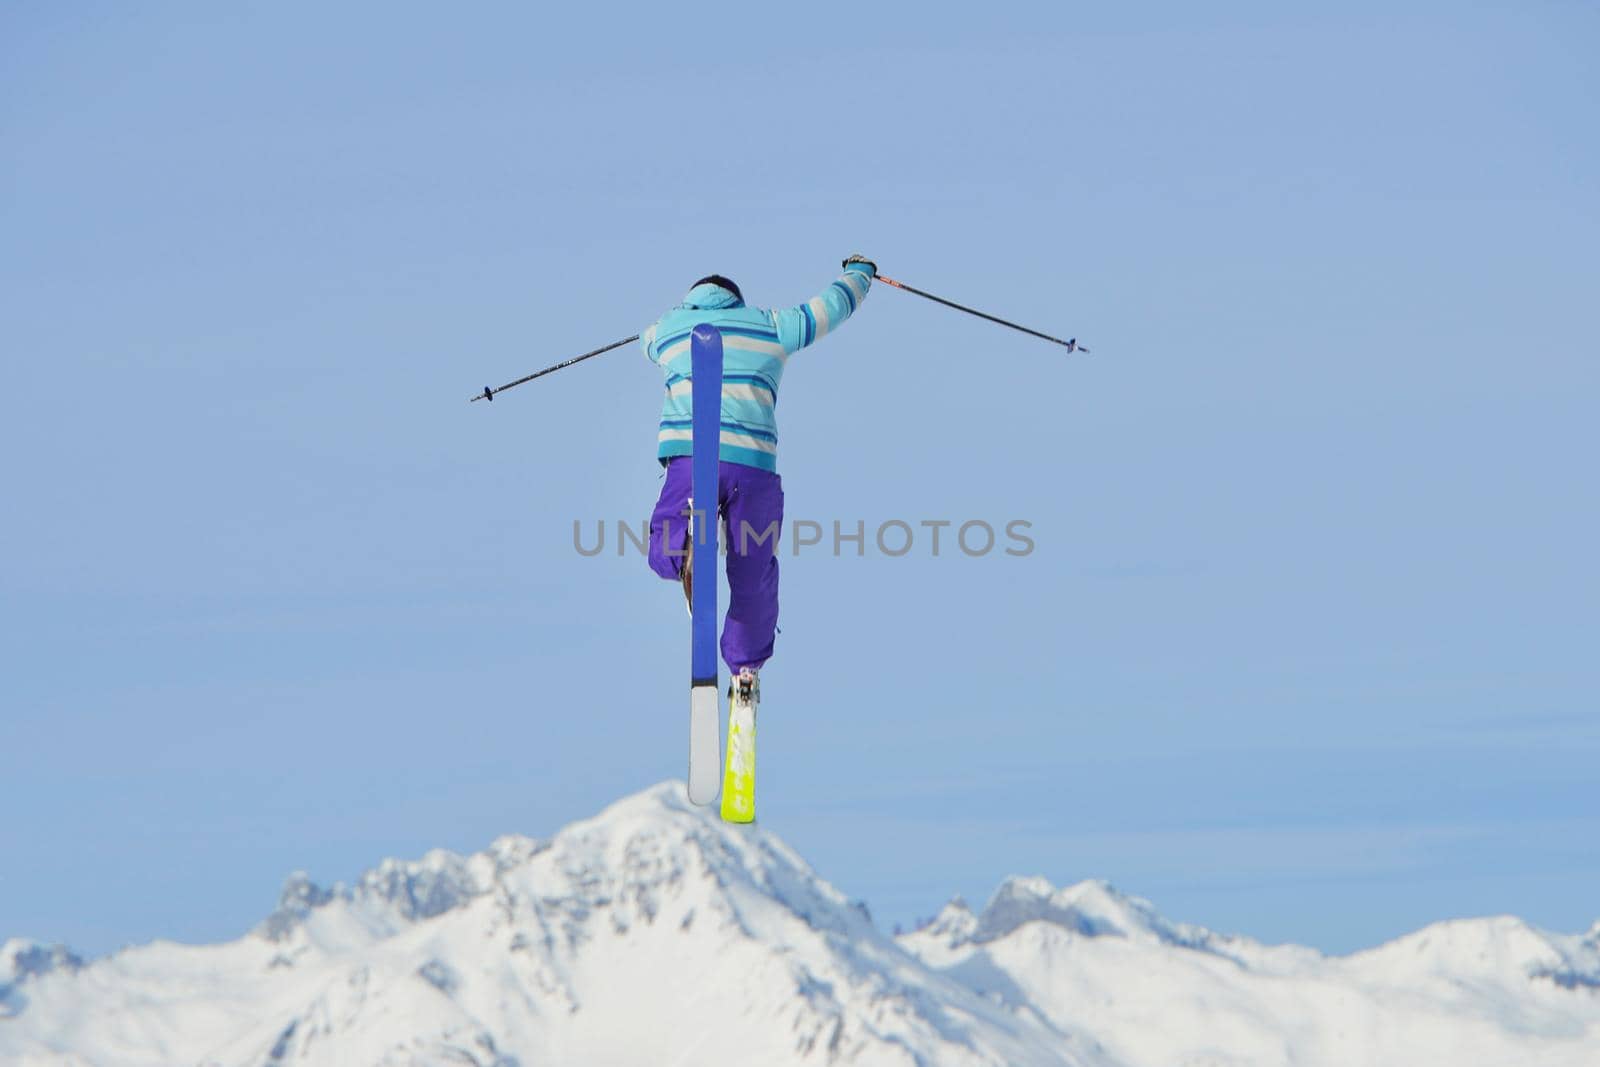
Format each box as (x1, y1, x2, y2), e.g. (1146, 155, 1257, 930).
(648, 457, 784, 674)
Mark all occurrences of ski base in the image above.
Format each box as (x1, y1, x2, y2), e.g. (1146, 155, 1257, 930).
(688, 684, 721, 806)
(687, 325, 723, 809)
(720, 687, 757, 823)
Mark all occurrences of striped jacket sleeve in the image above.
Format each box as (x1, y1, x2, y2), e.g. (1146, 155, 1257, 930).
(771, 267, 872, 356)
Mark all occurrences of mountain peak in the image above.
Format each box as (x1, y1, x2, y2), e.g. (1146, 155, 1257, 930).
(210, 781, 1067, 1065)
(1, 940, 83, 983)
(254, 780, 867, 956)
(1352, 914, 1600, 991)
(974, 875, 1170, 945)
(258, 834, 551, 944)
(354, 847, 485, 922)
(917, 895, 979, 942)
(1, 940, 83, 1020)
(539, 779, 874, 945)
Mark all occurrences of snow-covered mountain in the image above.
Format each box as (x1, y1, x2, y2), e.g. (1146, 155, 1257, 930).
(899, 876, 1600, 1067)
(4, 783, 1598, 1066)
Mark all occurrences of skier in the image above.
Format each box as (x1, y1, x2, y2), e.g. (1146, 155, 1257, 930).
(642, 256, 876, 711)
(468, 255, 1079, 817)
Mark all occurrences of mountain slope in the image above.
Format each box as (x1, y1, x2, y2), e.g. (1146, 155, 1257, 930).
(1, 784, 1105, 1067)
(5, 784, 1599, 1066)
(898, 875, 1600, 1067)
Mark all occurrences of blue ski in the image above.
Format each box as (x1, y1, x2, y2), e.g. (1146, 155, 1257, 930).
(686, 324, 723, 806)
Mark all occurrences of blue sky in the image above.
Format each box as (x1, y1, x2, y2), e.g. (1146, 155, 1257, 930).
(2, 2, 1596, 957)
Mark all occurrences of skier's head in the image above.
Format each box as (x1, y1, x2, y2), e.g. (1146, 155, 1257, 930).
(690, 274, 743, 304)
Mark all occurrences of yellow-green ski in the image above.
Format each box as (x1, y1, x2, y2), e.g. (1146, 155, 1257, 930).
(720, 671, 759, 823)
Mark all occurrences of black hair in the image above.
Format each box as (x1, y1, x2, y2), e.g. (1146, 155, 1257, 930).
(691, 274, 743, 303)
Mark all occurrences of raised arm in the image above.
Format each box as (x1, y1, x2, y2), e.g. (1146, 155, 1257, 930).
(772, 256, 876, 356)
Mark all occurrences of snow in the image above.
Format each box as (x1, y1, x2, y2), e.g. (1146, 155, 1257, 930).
(899, 874, 1600, 1067)
(3, 782, 1597, 1066)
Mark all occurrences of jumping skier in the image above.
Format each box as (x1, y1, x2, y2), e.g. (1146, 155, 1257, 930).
(469, 252, 1082, 817)
(642, 255, 876, 711)
(468, 255, 1084, 818)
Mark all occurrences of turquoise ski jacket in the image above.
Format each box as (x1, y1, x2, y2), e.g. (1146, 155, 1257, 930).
(640, 264, 872, 472)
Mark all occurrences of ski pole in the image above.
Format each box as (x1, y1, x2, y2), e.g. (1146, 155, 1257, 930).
(873, 275, 1088, 353)
(470, 334, 640, 403)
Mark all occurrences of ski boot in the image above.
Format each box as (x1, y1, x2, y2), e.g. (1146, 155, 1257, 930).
(733, 666, 759, 709)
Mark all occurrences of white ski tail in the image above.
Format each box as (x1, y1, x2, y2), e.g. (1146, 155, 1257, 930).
(688, 684, 721, 806)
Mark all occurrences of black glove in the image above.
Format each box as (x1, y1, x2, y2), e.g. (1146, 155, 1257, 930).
(842, 254, 877, 276)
